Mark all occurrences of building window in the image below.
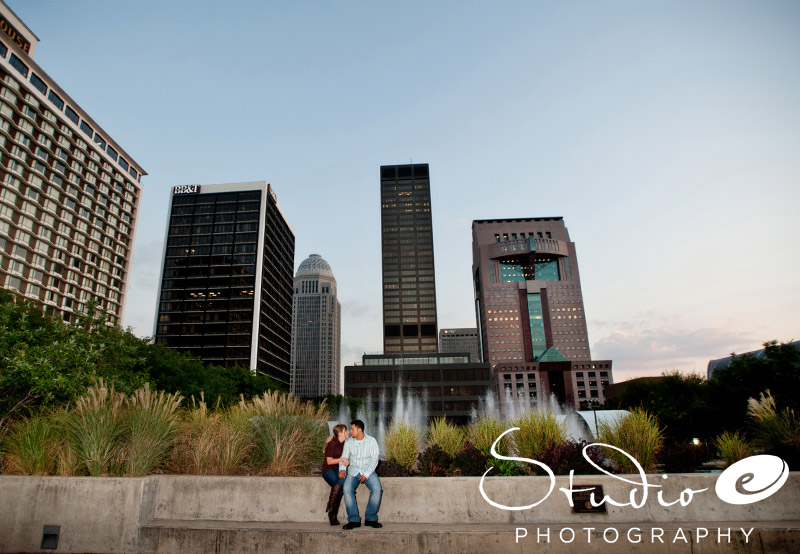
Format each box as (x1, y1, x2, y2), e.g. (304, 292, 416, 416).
(80, 121, 93, 138)
(65, 105, 79, 125)
(48, 90, 64, 110)
(8, 54, 29, 77)
(30, 72, 47, 95)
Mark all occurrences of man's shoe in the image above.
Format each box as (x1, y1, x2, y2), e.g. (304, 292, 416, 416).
(342, 521, 361, 530)
(365, 520, 382, 528)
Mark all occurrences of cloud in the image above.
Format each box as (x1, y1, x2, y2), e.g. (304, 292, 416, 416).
(592, 325, 757, 379)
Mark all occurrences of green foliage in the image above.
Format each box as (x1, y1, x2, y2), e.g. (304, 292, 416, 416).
(713, 431, 753, 467)
(62, 380, 127, 476)
(384, 423, 420, 469)
(2, 413, 58, 474)
(747, 391, 800, 466)
(467, 416, 509, 455)
(599, 408, 664, 473)
(0, 289, 281, 440)
(427, 417, 466, 457)
(512, 411, 566, 462)
(322, 394, 365, 421)
(708, 341, 800, 434)
(124, 384, 183, 476)
(610, 371, 713, 441)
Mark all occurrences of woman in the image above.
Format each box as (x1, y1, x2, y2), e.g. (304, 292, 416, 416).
(322, 423, 350, 525)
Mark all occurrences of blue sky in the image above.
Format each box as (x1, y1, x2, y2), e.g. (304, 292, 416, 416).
(10, 1, 799, 380)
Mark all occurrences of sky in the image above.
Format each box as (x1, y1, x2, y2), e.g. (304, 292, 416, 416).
(9, 1, 799, 382)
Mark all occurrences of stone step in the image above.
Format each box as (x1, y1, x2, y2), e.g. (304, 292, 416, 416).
(139, 520, 800, 554)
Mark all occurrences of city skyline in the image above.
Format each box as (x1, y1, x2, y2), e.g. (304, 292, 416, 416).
(7, 1, 798, 381)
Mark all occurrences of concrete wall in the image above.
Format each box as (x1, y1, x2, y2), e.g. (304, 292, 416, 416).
(1, 473, 799, 553)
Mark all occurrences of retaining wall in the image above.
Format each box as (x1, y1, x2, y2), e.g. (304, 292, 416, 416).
(1, 473, 798, 553)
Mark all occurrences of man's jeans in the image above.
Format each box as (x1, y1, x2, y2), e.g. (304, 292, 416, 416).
(343, 472, 382, 522)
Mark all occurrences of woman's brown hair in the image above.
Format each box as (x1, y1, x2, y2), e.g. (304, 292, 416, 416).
(323, 423, 348, 452)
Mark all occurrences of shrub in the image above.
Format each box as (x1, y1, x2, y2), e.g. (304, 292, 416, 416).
(657, 439, 711, 473)
(2, 414, 58, 474)
(747, 391, 800, 466)
(449, 444, 490, 476)
(418, 444, 454, 476)
(713, 431, 753, 467)
(598, 408, 664, 473)
(63, 379, 126, 476)
(377, 458, 413, 477)
(384, 423, 420, 469)
(512, 411, 566, 461)
(533, 440, 607, 476)
(124, 383, 182, 476)
(427, 417, 465, 457)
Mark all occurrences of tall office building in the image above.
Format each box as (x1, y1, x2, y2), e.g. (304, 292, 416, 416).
(439, 328, 481, 363)
(290, 253, 341, 398)
(0, 1, 145, 324)
(154, 182, 295, 386)
(472, 218, 613, 408)
(380, 163, 437, 353)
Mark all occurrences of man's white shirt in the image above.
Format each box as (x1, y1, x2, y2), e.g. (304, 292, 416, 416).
(338, 434, 380, 479)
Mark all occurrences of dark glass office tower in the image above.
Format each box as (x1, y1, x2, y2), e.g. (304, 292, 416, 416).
(154, 182, 295, 386)
(380, 163, 438, 353)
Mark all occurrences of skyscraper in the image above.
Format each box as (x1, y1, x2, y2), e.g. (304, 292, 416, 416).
(472, 217, 613, 408)
(0, 1, 145, 325)
(439, 328, 481, 363)
(290, 253, 341, 398)
(154, 182, 295, 386)
(380, 163, 437, 353)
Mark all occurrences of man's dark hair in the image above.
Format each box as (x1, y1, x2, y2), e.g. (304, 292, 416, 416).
(351, 419, 365, 432)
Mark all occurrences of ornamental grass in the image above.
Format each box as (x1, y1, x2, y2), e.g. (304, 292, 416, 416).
(512, 411, 566, 462)
(426, 417, 465, 457)
(62, 379, 126, 476)
(713, 431, 753, 467)
(2, 413, 58, 474)
(384, 423, 420, 469)
(124, 383, 182, 476)
(170, 395, 253, 475)
(598, 408, 664, 473)
(747, 391, 800, 455)
(467, 416, 510, 455)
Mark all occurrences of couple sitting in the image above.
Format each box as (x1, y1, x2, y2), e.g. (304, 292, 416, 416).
(322, 420, 382, 530)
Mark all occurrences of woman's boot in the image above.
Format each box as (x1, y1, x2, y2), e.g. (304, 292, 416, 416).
(327, 484, 343, 526)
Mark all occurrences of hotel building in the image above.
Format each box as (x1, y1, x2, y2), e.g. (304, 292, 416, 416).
(472, 218, 613, 409)
(290, 253, 342, 398)
(380, 163, 438, 353)
(0, 1, 145, 324)
(153, 182, 295, 386)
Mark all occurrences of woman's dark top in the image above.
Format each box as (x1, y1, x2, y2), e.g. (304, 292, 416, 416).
(322, 438, 344, 473)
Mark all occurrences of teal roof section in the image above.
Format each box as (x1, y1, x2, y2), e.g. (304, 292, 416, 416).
(537, 346, 569, 362)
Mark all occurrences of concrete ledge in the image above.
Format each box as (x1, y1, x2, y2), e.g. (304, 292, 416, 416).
(139, 521, 800, 554)
(1, 473, 799, 553)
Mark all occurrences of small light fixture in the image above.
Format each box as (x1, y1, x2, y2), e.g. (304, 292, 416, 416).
(692, 438, 701, 446)
(41, 525, 60, 550)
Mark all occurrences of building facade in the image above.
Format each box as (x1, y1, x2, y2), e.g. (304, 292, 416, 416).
(380, 163, 438, 353)
(344, 353, 492, 424)
(154, 182, 295, 386)
(472, 218, 612, 409)
(0, 1, 145, 324)
(290, 254, 341, 398)
(439, 328, 481, 363)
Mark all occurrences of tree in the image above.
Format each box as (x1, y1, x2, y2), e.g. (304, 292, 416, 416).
(610, 371, 715, 440)
(707, 340, 800, 433)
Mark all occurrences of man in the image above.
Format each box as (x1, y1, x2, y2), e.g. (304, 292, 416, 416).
(338, 419, 382, 530)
